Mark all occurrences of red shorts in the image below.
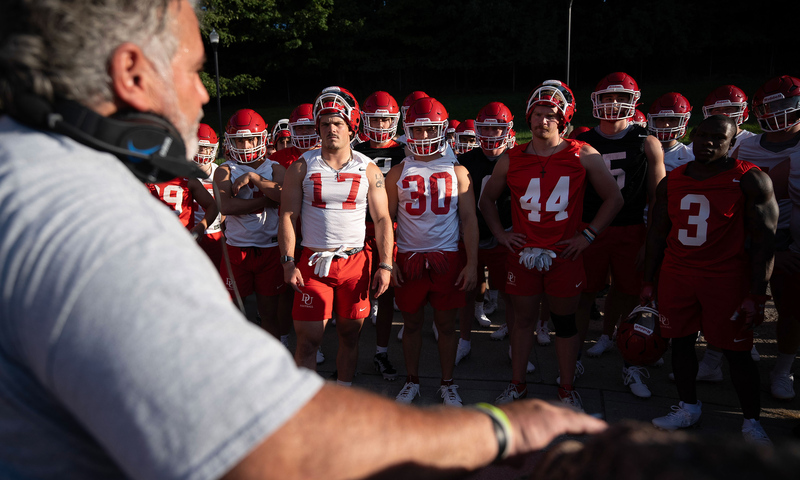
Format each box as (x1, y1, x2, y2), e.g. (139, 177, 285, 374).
(505, 252, 586, 298)
(478, 243, 510, 293)
(394, 250, 465, 312)
(198, 231, 223, 271)
(582, 223, 645, 295)
(220, 244, 285, 298)
(657, 270, 750, 351)
(292, 248, 371, 321)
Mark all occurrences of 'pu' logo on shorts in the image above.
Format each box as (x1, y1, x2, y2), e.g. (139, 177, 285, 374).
(301, 293, 314, 307)
(507, 272, 516, 286)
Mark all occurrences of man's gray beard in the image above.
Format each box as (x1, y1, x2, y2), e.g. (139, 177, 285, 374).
(159, 79, 201, 160)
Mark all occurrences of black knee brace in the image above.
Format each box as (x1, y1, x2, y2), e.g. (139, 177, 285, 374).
(551, 312, 577, 338)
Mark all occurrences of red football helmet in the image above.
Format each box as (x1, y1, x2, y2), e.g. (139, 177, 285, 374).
(272, 118, 290, 140)
(702, 85, 749, 125)
(454, 119, 478, 154)
(446, 119, 460, 150)
(616, 305, 668, 366)
(404, 97, 449, 156)
(631, 109, 647, 128)
(647, 92, 692, 142)
(526, 80, 576, 135)
(475, 102, 514, 150)
(591, 72, 641, 121)
(361, 91, 400, 143)
(313, 86, 361, 134)
(289, 103, 319, 149)
(506, 127, 517, 149)
(194, 123, 218, 165)
(401, 91, 430, 122)
(752, 75, 800, 132)
(224, 109, 268, 164)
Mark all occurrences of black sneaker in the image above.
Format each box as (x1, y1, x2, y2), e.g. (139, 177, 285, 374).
(373, 353, 398, 381)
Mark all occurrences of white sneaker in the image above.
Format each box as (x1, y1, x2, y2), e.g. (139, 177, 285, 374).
(750, 345, 760, 362)
(395, 382, 420, 404)
(623, 366, 652, 398)
(742, 419, 772, 446)
(455, 341, 471, 365)
(439, 384, 463, 407)
(316, 348, 324, 364)
(536, 324, 551, 346)
(770, 371, 795, 400)
(586, 334, 614, 357)
(558, 387, 584, 412)
(369, 299, 378, 326)
(650, 357, 665, 367)
(474, 303, 491, 327)
(484, 290, 498, 315)
(556, 360, 584, 385)
(432, 323, 439, 341)
(508, 346, 535, 373)
(397, 325, 404, 341)
(490, 324, 508, 340)
(652, 401, 702, 430)
(495, 383, 527, 405)
(696, 361, 723, 382)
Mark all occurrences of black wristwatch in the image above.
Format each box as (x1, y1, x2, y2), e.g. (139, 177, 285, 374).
(280, 255, 295, 265)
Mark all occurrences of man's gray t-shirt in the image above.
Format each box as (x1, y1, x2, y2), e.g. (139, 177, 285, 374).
(0, 116, 324, 479)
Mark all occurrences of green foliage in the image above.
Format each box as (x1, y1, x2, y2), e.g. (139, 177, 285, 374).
(201, 72, 264, 97)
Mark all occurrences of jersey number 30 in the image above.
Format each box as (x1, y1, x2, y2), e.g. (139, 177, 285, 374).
(520, 176, 570, 222)
(403, 172, 453, 215)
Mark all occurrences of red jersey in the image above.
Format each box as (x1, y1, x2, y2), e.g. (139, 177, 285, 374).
(147, 177, 194, 229)
(507, 140, 587, 253)
(661, 159, 758, 276)
(269, 146, 305, 169)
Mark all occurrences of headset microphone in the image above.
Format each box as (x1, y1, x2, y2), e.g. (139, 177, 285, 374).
(12, 95, 206, 183)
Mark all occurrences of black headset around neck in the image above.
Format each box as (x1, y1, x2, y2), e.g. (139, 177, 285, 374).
(10, 94, 206, 183)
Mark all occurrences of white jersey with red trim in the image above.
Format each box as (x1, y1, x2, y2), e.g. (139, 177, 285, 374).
(735, 133, 800, 229)
(663, 142, 694, 172)
(300, 149, 371, 249)
(395, 152, 460, 253)
(195, 162, 222, 234)
(224, 160, 279, 248)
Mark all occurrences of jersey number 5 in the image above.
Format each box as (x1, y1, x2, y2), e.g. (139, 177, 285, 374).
(520, 176, 570, 222)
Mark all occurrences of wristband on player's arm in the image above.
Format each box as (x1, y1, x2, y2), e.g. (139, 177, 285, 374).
(473, 402, 512, 463)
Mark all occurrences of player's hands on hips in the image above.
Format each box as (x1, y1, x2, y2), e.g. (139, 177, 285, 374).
(497, 230, 526, 253)
(556, 231, 591, 261)
(639, 282, 655, 306)
(500, 399, 607, 457)
(391, 261, 404, 287)
(284, 263, 304, 292)
(455, 264, 478, 292)
(372, 269, 391, 298)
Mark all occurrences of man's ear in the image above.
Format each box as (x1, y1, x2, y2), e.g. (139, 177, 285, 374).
(109, 42, 160, 113)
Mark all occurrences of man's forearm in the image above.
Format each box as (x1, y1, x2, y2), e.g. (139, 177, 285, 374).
(374, 215, 394, 265)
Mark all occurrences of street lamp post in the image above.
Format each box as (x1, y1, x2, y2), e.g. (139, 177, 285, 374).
(566, 0, 574, 86)
(209, 29, 223, 151)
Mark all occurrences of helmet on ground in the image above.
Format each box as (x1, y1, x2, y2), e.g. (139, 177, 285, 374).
(616, 305, 669, 366)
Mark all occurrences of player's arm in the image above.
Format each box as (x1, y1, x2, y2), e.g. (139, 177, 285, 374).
(187, 178, 219, 239)
(559, 145, 624, 260)
(384, 163, 404, 286)
(213, 165, 271, 215)
(741, 168, 779, 297)
(644, 135, 666, 220)
(454, 164, 479, 291)
(641, 177, 670, 304)
(366, 162, 393, 298)
(221, 383, 606, 480)
(278, 159, 307, 292)
(478, 152, 525, 252)
(232, 163, 286, 204)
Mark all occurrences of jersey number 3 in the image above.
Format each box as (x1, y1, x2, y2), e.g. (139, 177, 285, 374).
(520, 176, 570, 222)
(678, 194, 709, 246)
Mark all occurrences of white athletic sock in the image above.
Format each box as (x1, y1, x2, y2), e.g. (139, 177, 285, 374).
(682, 401, 701, 413)
(458, 338, 471, 349)
(376, 345, 388, 355)
(701, 349, 723, 368)
(336, 380, 352, 387)
(773, 352, 796, 375)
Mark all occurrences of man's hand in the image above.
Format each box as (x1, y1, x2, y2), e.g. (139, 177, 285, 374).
(232, 172, 255, 196)
(283, 263, 304, 292)
(497, 230, 526, 253)
(371, 269, 390, 298)
(732, 294, 770, 329)
(455, 264, 478, 292)
(556, 231, 591, 261)
(501, 399, 607, 457)
(639, 283, 655, 306)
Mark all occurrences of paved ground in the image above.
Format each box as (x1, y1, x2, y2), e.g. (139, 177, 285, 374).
(250, 294, 800, 448)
